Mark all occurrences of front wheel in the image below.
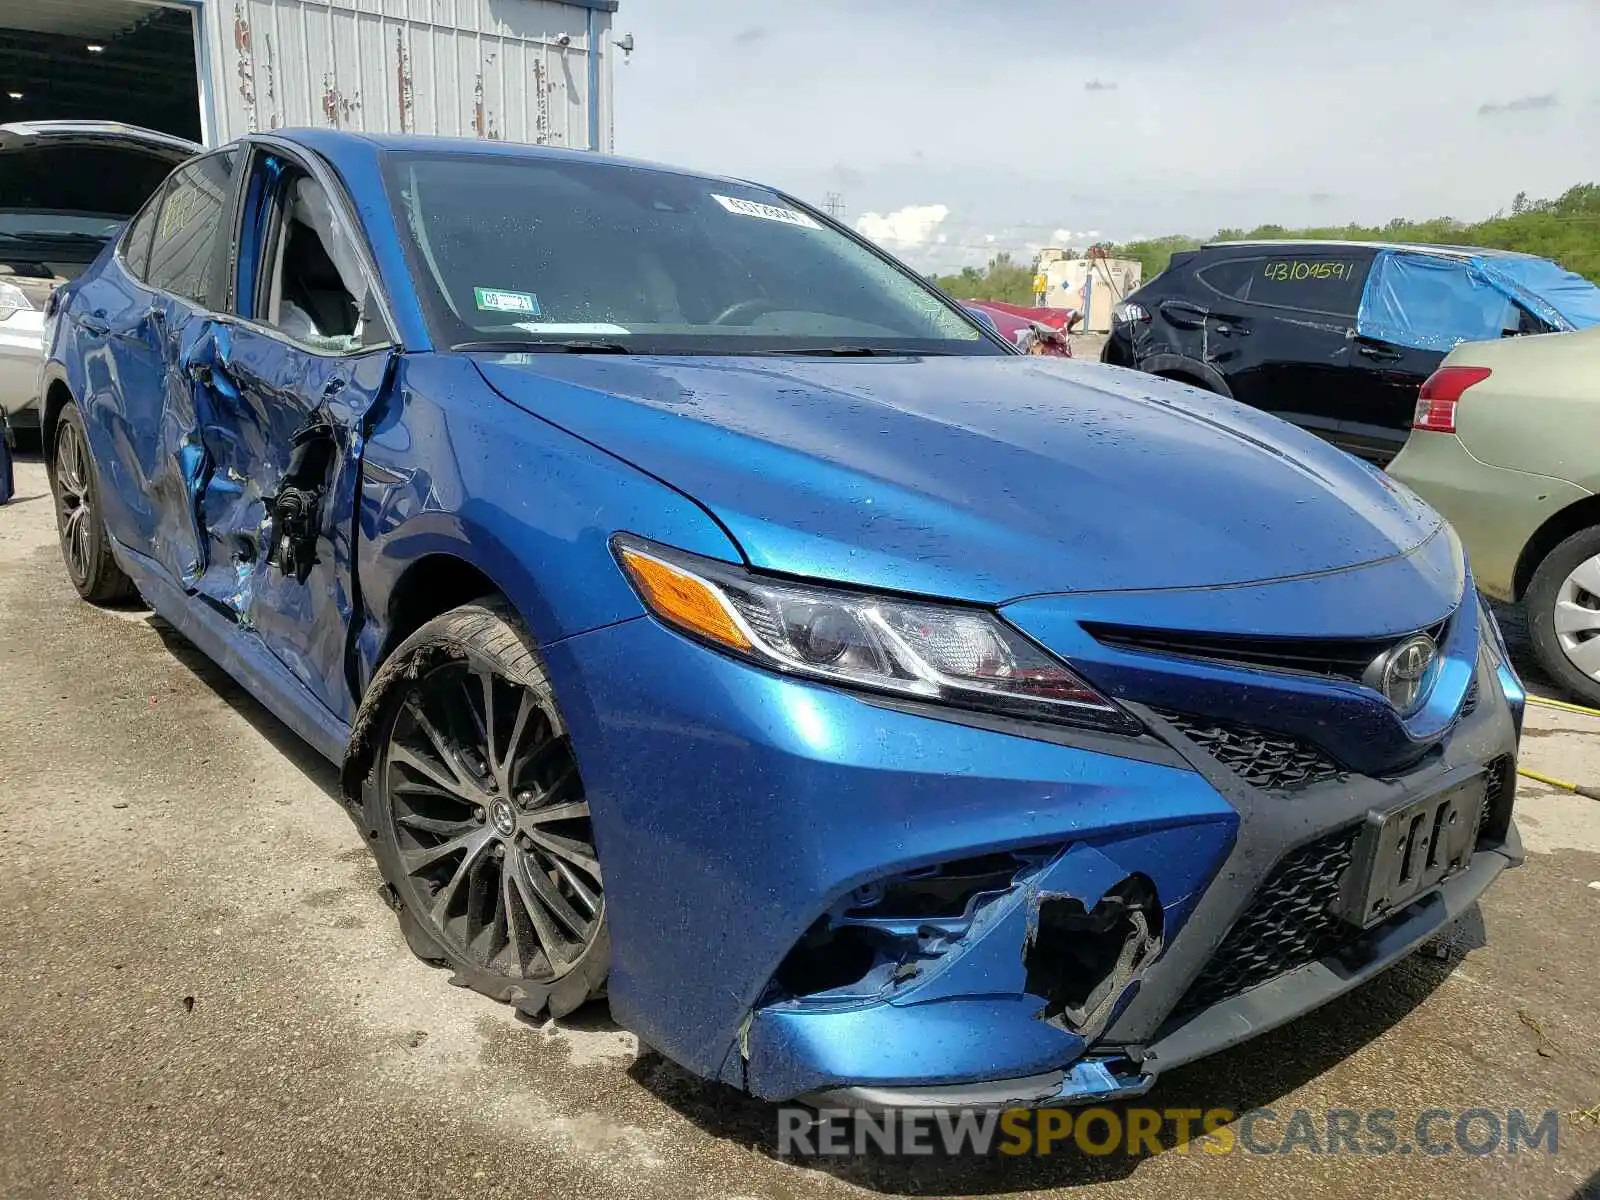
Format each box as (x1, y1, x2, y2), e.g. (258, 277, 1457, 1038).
(1526, 526, 1600, 708)
(363, 600, 610, 1019)
(49, 403, 137, 605)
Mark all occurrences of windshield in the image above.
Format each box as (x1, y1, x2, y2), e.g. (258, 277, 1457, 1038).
(382, 151, 1002, 355)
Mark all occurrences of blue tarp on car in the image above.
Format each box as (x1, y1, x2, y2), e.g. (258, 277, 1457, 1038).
(1357, 249, 1600, 352)
(1489, 255, 1600, 328)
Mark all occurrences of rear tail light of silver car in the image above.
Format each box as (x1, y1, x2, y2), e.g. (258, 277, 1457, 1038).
(1413, 366, 1492, 434)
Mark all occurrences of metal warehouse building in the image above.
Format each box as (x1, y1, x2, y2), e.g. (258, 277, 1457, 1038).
(0, 0, 618, 150)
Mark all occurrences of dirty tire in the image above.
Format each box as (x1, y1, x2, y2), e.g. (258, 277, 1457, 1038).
(362, 600, 610, 1020)
(1525, 525, 1600, 708)
(49, 402, 138, 605)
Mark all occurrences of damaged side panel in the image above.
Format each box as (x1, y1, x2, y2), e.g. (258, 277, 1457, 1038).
(184, 321, 394, 721)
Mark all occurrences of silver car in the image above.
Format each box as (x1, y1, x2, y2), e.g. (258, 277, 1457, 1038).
(1, 121, 197, 430)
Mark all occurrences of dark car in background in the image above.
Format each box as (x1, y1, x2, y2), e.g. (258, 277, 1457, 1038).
(1103, 240, 1600, 463)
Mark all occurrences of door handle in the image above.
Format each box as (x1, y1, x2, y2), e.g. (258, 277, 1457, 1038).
(1160, 301, 1209, 330)
(1357, 343, 1403, 363)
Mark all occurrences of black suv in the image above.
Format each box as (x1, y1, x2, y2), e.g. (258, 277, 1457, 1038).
(1101, 240, 1586, 462)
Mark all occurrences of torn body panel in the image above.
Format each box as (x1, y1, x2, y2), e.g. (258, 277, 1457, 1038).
(537, 608, 1238, 1100)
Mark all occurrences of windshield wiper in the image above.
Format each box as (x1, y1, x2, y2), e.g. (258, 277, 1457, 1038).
(452, 339, 633, 355)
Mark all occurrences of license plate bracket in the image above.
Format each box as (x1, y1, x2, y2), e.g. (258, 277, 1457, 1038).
(1336, 775, 1485, 928)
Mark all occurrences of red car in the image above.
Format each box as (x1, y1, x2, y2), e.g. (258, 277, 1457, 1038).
(962, 301, 1075, 356)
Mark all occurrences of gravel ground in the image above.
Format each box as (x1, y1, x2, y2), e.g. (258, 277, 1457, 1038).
(0, 453, 1597, 1200)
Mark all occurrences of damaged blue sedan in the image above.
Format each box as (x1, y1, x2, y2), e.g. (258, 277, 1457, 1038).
(43, 131, 1524, 1109)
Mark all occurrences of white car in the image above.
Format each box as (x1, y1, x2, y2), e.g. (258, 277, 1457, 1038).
(1, 121, 198, 431)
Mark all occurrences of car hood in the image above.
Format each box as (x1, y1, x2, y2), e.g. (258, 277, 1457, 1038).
(472, 353, 1444, 602)
(0, 121, 197, 269)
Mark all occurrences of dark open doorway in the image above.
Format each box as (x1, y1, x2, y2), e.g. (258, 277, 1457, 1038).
(0, 2, 201, 141)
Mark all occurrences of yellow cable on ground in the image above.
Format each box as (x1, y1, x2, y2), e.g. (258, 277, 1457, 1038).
(1517, 767, 1600, 801)
(1526, 694, 1600, 719)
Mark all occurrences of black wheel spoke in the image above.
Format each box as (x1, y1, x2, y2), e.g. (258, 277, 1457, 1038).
(526, 829, 601, 883)
(499, 689, 536, 789)
(405, 700, 469, 786)
(391, 741, 472, 801)
(401, 826, 491, 876)
(517, 854, 588, 936)
(552, 857, 601, 916)
(522, 800, 589, 825)
(508, 853, 576, 969)
(501, 870, 528, 970)
(510, 731, 566, 794)
(428, 832, 495, 922)
(396, 810, 477, 838)
(460, 673, 490, 750)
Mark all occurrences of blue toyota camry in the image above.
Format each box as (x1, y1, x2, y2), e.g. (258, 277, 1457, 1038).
(42, 131, 1523, 1109)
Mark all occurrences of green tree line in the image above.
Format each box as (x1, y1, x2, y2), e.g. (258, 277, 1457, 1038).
(936, 184, 1600, 302)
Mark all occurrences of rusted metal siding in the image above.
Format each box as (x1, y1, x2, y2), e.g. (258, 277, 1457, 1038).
(202, 0, 611, 150)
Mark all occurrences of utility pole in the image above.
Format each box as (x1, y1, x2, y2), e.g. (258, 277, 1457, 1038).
(824, 192, 846, 220)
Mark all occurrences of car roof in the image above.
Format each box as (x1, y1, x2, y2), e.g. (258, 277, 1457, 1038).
(265, 127, 761, 192)
(1203, 238, 1534, 260)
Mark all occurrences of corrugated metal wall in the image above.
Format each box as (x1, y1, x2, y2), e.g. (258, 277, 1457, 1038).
(200, 0, 612, 150)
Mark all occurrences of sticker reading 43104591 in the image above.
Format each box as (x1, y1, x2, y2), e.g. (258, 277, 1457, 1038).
(712, 194, 823, 230)
(1261, 260, 1358, 282)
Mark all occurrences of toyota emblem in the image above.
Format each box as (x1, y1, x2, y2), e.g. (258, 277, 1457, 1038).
(1365, 634, 1440, 714)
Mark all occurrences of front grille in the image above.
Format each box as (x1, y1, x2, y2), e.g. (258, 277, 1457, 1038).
(1090, 621, 1449, 684)
(1172, 824, 1362, 1021)
(1154, 708, 1343, 790)
(1461, 677, 1480, 719)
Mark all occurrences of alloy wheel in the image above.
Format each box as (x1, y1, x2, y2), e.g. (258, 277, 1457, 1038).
(1553, 553, 1600, 681)
(54, 418, 93, 584)
(383, 659, 603, 980)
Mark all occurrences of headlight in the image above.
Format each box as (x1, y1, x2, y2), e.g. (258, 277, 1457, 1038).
(1112, 302, 1148, 324)
(0, 281, 35, 322)
(613, 536, 1138, 734)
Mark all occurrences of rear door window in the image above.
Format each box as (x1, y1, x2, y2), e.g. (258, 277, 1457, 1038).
(1248, 256, 1367, 315)
(119, 183, 167, 282)
(1195, 258, 1260, 301)
(1199, 254, 1367, 315)
(146, 150, 239, 310)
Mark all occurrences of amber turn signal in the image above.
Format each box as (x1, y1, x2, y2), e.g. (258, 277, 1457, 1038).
(617, 546, 753, 651)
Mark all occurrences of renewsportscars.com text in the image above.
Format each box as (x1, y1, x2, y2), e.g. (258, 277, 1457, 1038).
(778, 1106, 1564, 1158)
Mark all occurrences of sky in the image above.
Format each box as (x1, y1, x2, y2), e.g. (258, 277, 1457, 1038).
(611, 0, 1600, 273)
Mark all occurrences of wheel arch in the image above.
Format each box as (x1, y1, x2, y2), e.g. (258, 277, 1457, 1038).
(1512, 493, 1600, 601)
(39, 368, 75, 459)
(1138, 353, 1234, 398)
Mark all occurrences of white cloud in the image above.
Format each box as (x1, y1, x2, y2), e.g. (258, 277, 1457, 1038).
(854, 204, 951, 250)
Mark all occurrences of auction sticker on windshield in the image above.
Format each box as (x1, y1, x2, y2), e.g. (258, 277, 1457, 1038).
(475, 288, 541, 316)
(712, 194, 822, 229)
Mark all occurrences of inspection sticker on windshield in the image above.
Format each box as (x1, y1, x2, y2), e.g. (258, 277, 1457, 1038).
(475, 288, 541, 316)
(712, 194, 822, 229)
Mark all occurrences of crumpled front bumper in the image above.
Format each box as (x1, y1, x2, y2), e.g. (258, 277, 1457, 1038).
(542, 613, 1238, 1100)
